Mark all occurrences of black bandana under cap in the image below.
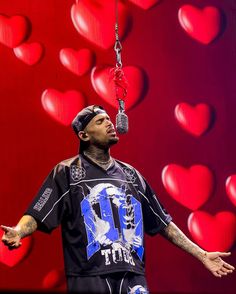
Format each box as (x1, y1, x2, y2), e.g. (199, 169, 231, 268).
(71, 105, 106, 135)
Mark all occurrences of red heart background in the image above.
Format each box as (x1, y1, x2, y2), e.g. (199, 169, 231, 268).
(91, 65, 146, 110)
(41, 89, 86, 126)
(178, 5, 222, 44)
(13, 42, 44, 65)
(162, 164, 214, 210)
(188, 211, 236, 251)
(226, 175, 236, 207)
(42, 268, 66, 289)
(0, 232, 33, 267)
(174, 102, 213, 136)
(0, 15, 29, 48)
(59, 48, 94, 76)
(128, 0, 160, 10)
(0, 1, 236, 293)
(71, 0, 130, 49)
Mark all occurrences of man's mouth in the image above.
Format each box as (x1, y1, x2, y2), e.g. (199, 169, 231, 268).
(107, 128, 116, 134)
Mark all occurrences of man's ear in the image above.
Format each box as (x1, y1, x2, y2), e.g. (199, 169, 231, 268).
(78, 131, 89, 142)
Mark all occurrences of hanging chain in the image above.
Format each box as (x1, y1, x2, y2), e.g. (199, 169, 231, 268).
(114, 0, 122, 68)
(110, 0, 128, 103)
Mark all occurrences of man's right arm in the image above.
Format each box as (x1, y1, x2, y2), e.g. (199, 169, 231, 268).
(1, 215, 38, 249)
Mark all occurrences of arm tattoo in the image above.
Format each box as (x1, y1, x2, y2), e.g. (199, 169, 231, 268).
(16, 215, 38, 239)
(161, 222, 206, 261)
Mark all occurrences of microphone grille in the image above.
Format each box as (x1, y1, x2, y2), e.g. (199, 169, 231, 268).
(116, 112, 129, 134)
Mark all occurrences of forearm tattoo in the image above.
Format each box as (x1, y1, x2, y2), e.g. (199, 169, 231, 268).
(161, 222, 205, 261)
(16, 215, 38, 238)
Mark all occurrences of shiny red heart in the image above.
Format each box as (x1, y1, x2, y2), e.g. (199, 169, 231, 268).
(0, 15, 29, 48)
(225, 175, 236, 207)
(41, 89, 86, 126)
(178, 5, 221, 44)
(188, 211, 236, 251)
(162, 164, 214, 210)
(128, 0, 160, 10)
(59, 48, 94, 76)
(13, 42, 44, 66)
(91, 65, 146, 110)
(174, 102, 213, 136)
(42, 268, 66, 289)
(71, 0, 130, 49)
(0, 232, 33, 267)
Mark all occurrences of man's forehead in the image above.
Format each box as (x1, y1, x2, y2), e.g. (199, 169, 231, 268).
(94, 113, 110, 120)
(86, 113, 110, 127)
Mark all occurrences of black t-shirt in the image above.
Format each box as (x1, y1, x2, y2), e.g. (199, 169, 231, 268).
(25, 154, 172, 276)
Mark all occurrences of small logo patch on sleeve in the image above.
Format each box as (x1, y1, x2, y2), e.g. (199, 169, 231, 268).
(33, 188, 53, 212)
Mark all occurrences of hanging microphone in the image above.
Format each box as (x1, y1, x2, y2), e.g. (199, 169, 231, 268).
(116, 99, 129, 134)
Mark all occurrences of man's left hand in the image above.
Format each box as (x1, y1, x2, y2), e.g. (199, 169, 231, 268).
(202, 251, 235, 277)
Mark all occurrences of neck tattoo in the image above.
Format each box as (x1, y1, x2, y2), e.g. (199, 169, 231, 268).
(83, 151, 113, 169)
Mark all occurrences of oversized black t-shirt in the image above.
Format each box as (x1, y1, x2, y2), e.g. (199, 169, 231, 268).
(25, 154, 172, 276)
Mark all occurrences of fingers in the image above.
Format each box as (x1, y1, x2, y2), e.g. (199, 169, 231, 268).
(213, 271, 222, 278)
(223, 262, 235, 271)
(1, 225, 12, 232)
(218, 252, 231, 257)
(8, 243, 22, 250)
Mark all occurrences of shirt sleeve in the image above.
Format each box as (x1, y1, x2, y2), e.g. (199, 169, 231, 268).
(136, 172, 172, 236)
(25, 163, 70, 233)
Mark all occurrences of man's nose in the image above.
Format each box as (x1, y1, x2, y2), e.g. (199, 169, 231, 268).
(106, 119, 113, 127)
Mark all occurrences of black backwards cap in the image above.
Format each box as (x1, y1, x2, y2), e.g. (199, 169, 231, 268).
(72, 105, 107, 153)
(72, 105, 106, 135)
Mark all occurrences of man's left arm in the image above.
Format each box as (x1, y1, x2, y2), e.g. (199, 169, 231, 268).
(161, 221, 235, 277)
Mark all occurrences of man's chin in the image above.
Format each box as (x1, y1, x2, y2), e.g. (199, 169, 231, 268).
(109, 136, 119, 145)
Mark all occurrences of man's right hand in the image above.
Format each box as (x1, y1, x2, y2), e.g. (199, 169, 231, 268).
(1, 225, 22, 249)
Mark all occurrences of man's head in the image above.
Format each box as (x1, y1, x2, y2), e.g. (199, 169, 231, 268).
(72, 105, 119, 153)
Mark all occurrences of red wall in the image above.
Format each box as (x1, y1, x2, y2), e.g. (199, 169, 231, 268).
(0, 0, 235, 293)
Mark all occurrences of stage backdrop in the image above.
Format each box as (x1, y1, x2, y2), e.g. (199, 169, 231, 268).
(0, 0, 235, 293)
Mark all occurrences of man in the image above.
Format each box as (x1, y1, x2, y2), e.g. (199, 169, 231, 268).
(1, 105, 235, 293)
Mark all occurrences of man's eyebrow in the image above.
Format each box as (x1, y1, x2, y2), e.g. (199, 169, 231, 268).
(95, 117, 104, 122)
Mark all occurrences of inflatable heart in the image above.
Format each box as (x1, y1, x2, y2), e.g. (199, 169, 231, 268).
(178, 5, 221, 44)
(162, 164, 214, 210)
(91, 65, 146, 110)
(42, 268, 66, 289)
(41, 89, 86, 126)
(0, 232, 33, 267)
(71, 0, 130, 49)
(0, 15, 29, 48)
(13, 42, 44, 65)
(128, 0, 160, 10)
(174, 102, 213, 136)
(188, 211, 236, 251)
(59, 48, 94, 76)
(226, 175, 236, 207)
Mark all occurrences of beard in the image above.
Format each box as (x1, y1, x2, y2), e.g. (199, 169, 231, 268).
(91, 135, 119, 149)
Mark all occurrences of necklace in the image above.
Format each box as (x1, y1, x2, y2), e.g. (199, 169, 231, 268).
(84, 151, 113, 168)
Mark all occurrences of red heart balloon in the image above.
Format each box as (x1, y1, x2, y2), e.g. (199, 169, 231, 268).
(178, 5, 221, 44)
(128, 0, 160, 10)
(42, 268, 66, 289)
(0, 232, 33, 267)
(71, 0, 130, 49)
(59, 48, 94, 76)
(188, 211, 236, 251)
(162, 164, 214, 210)
(0, 15, 29, 48)
(174, 102, 213, 136)
(91, 65, 146, 110)
(13, 42, 44, 66)
(41, 89, 86, 126)
(225, 175, 236, 207)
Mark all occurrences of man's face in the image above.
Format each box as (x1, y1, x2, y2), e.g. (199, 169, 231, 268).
(82, 113, 119, 148)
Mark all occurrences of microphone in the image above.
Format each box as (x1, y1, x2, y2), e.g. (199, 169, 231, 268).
(116, 99, 129, 134)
